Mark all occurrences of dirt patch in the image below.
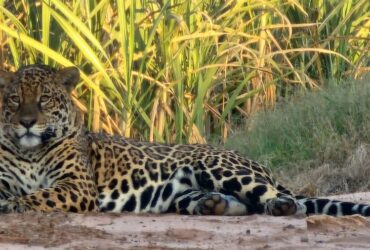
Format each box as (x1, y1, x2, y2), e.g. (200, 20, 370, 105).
(0, 213, 110, 248)
(307, 215, 370, 231)
(0, 193, 369, 249)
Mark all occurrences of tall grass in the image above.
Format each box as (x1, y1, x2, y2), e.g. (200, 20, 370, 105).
(0, 0, 369, 143)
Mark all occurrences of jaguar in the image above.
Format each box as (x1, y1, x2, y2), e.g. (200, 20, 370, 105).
(0, 64, 369, 216)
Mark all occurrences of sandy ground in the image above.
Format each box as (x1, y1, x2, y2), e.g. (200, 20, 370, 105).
(0, 193, 370, 250)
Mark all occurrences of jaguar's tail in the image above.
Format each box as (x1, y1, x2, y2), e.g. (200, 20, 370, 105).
(296, 196, 370, 216)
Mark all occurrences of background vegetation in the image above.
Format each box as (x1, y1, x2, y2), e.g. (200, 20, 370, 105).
(225, 76, 370, 195)
(226, 76, 370, 169)
(0, 0, 369, 144)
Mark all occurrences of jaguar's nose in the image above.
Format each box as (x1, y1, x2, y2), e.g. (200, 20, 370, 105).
(20, 116, 37, 129)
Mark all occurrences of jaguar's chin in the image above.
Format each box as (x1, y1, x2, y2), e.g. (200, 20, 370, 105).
(19, 134, 42, 149)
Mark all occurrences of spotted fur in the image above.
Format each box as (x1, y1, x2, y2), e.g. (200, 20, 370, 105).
(0, 64, 369, 216)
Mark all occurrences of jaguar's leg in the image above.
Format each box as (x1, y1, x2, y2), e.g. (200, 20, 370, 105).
(0, 180, 99, 213)
(171, 189, 247, 215)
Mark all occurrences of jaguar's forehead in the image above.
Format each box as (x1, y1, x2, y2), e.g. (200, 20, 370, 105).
(9, 65, 58, 96)
(17, 65, 56, 85)
(1, 64, 79, 98)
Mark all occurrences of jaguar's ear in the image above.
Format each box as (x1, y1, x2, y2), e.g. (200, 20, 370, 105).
(56, 66, 80, 92)
(0, 70, 16, 92)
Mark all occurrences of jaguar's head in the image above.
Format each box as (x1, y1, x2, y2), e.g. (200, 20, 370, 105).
(0, 65, 80, 150)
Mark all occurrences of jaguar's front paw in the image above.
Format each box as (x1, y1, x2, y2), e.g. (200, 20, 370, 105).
(0, 199, 23, 213)
(0, 200, 15, 213)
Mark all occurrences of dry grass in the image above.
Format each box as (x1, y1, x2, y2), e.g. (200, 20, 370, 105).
(277, 144, 370, 196)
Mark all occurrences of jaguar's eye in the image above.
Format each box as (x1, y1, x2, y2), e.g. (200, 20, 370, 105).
(39, 95, 50, 103)
(9, 95, 20, 104)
